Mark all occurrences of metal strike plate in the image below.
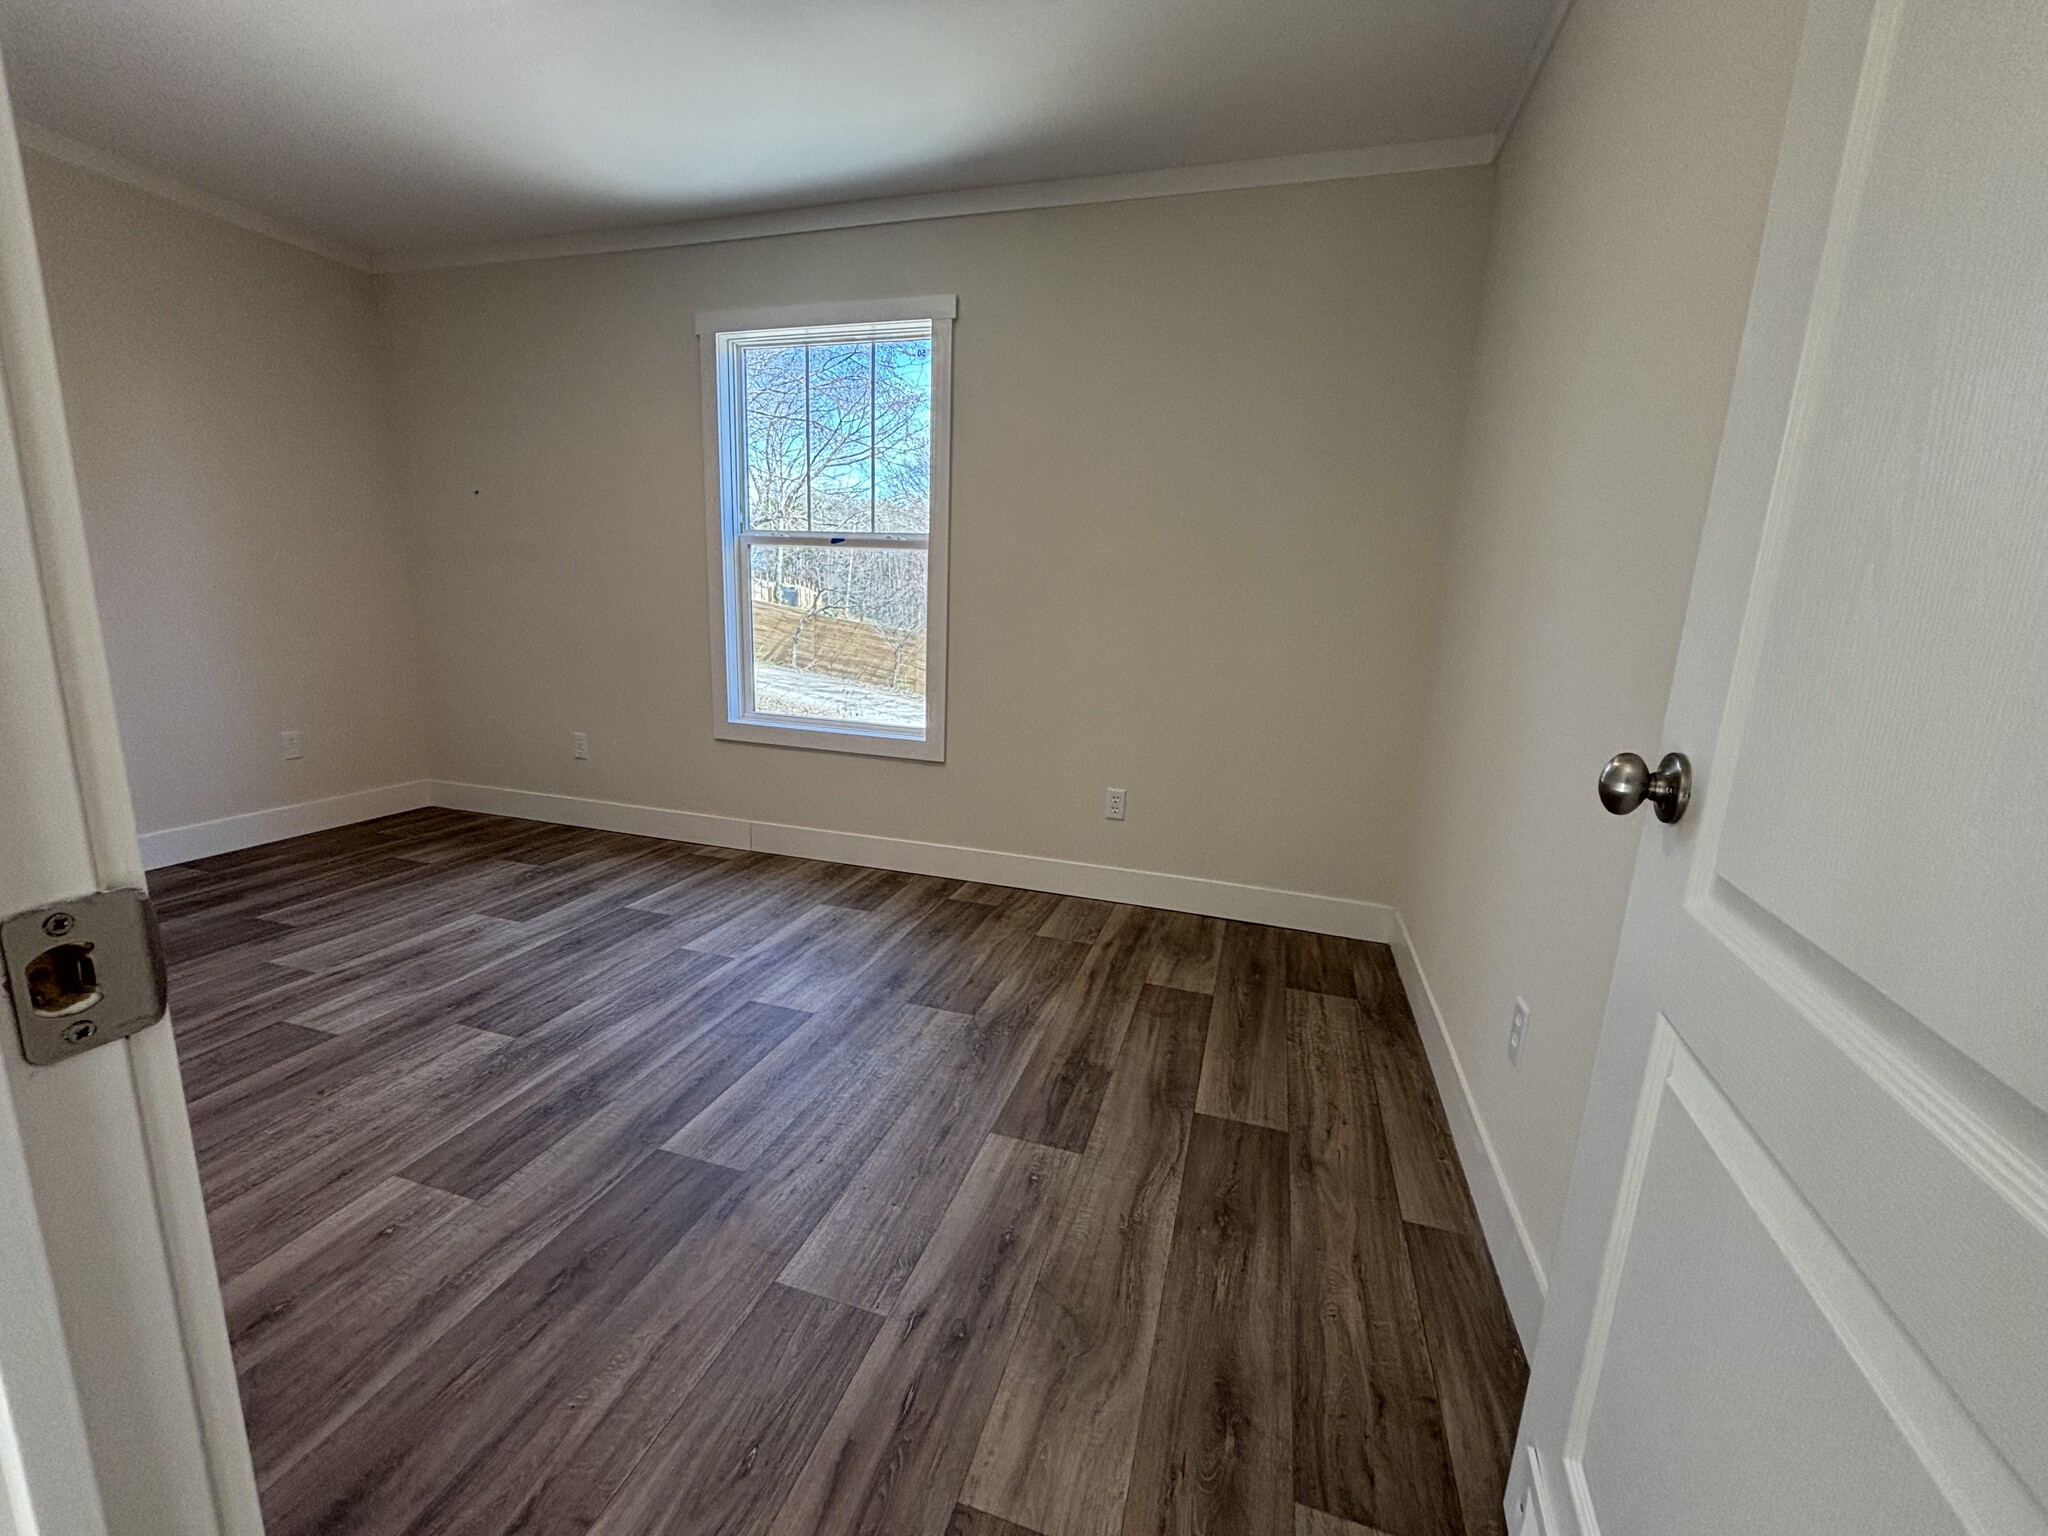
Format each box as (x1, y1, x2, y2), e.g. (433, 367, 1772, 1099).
(2, 889, 168, 1066)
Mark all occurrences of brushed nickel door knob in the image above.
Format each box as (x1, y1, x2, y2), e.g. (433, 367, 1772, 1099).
(1599, 751, 1691, 823)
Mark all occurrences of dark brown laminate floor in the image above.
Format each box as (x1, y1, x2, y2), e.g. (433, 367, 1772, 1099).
(158, 808, 1527, 1536)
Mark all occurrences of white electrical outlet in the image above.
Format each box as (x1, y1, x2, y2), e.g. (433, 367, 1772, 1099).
(281, 730, 303, 761)
(572, 732, 590, 760)
(1104, 787, 1126, 821)
(1508, 997, 1531, 1065)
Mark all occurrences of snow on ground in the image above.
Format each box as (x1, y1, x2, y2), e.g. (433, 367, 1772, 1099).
(754, 662, 925, 729)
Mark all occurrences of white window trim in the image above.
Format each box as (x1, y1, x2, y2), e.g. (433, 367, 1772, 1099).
(698, 295, 955, 762)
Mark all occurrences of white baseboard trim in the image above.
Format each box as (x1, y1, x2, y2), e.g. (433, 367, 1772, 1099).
(746, 816, 1397, 941)
(139, 775, 1397, 941)
(429, 781, 754, 851)
(136, 780, 434, 869)
(1506, 1445, 1561, 1536)
(1390, 909, 1548, 1349)
(430, 781, 1396, 942)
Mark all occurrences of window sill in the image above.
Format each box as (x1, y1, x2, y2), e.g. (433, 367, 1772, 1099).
(713, 716, 944, 762)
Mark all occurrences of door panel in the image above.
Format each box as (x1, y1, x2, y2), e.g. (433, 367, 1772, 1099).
(1571, 1024, 2023, 1536)
(1671, 899, 2048, 1503)
(1513, 0, 2048, 1531)
(1712, 0, 2048, 1110)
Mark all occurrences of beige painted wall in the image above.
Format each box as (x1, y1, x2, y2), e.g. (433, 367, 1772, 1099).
(25, 151, 427, 836)
(1395, 0, 1805, 1288)
(379, 170, 1493, 901)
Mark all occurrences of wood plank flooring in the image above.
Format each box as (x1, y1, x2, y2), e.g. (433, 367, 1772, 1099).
(157, 808, 1527, 1536)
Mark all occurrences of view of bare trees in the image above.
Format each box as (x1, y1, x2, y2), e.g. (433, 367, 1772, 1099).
(742, 338, 930, 535)
(740, 334, 932, 723)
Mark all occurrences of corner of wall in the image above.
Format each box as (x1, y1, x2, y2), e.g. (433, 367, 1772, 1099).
(25, 151, 440, 834)
(362, 268, 443, 788)
(1373, 0, 1807, 1360)
(1390, 910, 1548, 1346)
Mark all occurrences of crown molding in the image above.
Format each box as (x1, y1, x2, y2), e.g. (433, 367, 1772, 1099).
(15, 122, 372, 271)
(371, 133, 1500, 274)
(12, 123, 1499, 278)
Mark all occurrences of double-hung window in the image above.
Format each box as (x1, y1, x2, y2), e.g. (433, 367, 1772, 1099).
(699, 296, 953, 760)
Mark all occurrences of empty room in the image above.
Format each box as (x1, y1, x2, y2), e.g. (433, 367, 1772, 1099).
(0, 0, 2040, 1533)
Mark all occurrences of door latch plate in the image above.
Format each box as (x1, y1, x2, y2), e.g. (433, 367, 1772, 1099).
(2, 889, 168, 1066)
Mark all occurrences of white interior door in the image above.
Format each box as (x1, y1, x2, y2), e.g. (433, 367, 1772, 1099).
(1510, 0, 2048, 1531)
(0, 60, 262, 1536)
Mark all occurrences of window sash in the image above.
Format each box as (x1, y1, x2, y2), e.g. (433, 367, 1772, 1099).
(734, 328, 933, 539)
(732, 533, 931, 737)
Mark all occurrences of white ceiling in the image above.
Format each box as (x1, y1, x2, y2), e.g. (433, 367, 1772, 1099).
(0, 0, 1557, 259)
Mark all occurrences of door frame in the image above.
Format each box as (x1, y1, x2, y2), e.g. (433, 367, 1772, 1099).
(0, 58, 262, 1536)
